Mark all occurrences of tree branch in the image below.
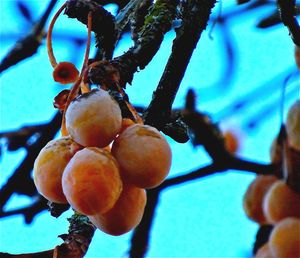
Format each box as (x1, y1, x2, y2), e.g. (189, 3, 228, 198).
(0, 196, 50, 224)
(128, 86, 281, 257)
(143, 0, 217, 131)
(129, 189, 160, 258)
(129, 156, 278, 258)
(65, 0, 117, 60)
(277, 0, 300, 46)
(115, 0, 151, 42)
(0, 213, 95, 258)
(129, 0, 153, 43)
(89, 0, 178, 87)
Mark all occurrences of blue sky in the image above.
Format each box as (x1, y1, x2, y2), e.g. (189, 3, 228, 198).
(0, 0, 299, 257)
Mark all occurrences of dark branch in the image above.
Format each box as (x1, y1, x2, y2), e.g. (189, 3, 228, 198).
(0, 196, 48, 224)
(277, 0, 300, 46)
(130, 0, 153, 43)
(129, 189, 160, 258)
(108, 0, 178, 86)
(115, 0, 150, 42)
(129, 155, 277, 258)
(159, 157, 276, 190)
(253, 225, 274, 255)
(48, 202, 71, 218)
(143, 0, 217, 131)
(65, 0, 117, 60)
(160, 164, 224, 189)
(227, 156, 277, 175)
(0, 213, 96, 258)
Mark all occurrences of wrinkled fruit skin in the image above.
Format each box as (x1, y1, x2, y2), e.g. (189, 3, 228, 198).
(66, 89, 122, 148)
(33, 136, 81, 203)
(286, 100, 300, 151)
(88, 184, 146, 236)
(263, 180, 300, 223)
(243, 175, 278, 224)
(62, 147, 122, 215)
(269, 217, 300, 258)
(112, 124, 172, 189)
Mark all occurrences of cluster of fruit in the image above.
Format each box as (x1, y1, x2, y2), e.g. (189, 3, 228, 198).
(243, 100, 300, 257)
(34, 88, 172, 236)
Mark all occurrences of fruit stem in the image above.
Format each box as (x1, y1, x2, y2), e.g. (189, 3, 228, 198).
(80, 11, 92, 93)
(46, 3, 66, 68)
(82, 12, 92, 74)
(61, 12, 93, 136)
(125, 100, 144, 124)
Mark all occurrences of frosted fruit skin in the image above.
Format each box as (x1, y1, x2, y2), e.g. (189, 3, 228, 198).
(62, 147, 122, 215)
(88, 184, 146, 236)
(111, 124, 172, 189)
(66, 89, 122, 148)
(269, 217, 300, 258)
(286, 100, 300, 151)
(33, 136, 81, 203)
(243, 175, 278, 224)
(254, 243, 274, 258)
(263, 180, 300, 223)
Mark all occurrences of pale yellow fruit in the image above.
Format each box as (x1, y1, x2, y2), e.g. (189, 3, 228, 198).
(263, 180, 300, 223)
(269, 217, 300, 258)
(243, 175, 278, 224)
(33, 136, 82, 203)
(66, 89, 122, 147)
(62, 147, 122, 215)
(88, 184, 146, 236)
(112, 124, 172, 189)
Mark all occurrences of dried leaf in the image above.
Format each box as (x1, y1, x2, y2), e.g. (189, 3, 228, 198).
(53, 89, 71, 111)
